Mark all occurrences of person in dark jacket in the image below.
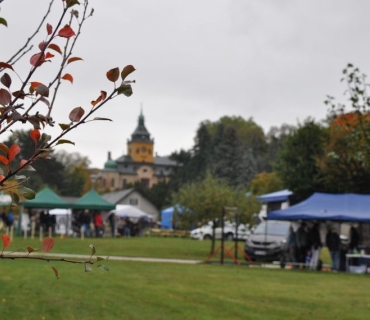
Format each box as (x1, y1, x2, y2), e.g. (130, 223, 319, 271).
(349, 225, 360, 252)
(308, 222, 322, 270)
(295, 223, 308, 264)
(326, 226, 341, 272)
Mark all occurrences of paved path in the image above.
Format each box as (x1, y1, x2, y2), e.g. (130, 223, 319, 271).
(6, 252, 203, 265)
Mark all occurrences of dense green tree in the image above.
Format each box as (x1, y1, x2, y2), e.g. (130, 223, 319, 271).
(213, 126, 257, 187)
(169, 149, 193, 190)
(249, 172, 284, 196)
(55, 151, 91, 196)
(189, 123, 213, 180)
(320, 64, 370, 193)
(261, 124, 295, 173)
(275, 119, 327, 202)
(172, 172, 258, 253)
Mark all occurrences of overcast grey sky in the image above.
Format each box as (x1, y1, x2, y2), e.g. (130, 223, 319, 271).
(1, 1, 370, 168)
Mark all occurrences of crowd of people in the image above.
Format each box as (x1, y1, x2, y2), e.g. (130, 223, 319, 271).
(286, 222, 360, 272)
(72, 211, 151, 238)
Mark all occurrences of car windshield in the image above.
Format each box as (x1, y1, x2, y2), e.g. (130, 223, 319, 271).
(253, 221, 290, 236)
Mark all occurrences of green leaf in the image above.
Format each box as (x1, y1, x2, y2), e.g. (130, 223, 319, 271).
(40, 133, 52, 144)
(18, 186, 36, 200)
(0, 18, 7, 27)
(59, 123, 71, 130)
(34, 84, 49, 97)
(97, 264, 109, 272)
(56, 139, 75, 146)
(93, 117, 112, 122)
(89, 244, 96, 255)
(96, 256, 106, 261)
(117, 84, 133, 97)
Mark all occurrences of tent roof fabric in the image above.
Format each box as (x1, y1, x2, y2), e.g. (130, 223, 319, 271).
(71, 189, 115, 211)
(267, 192, 370, 222)
(257, 189, 293, 203)
(111, 205, 152, 219)
(23, 187, 70, 209)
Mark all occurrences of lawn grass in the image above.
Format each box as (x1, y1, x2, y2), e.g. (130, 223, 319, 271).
(0, 259, 369, 320)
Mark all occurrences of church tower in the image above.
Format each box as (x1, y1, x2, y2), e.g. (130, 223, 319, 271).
(127, 110, 154, 163)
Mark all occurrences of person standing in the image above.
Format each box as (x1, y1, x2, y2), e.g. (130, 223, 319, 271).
(326, 226, 341, 272)
(308, 222, 322, 270)
(287, 225, 297, 266)
(94, 212, 103, 238)
(295, 222, 308, 265)
(349, 225, 360, 253)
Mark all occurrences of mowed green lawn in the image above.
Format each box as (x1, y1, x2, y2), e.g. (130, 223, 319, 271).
(0, 236, 368, 319)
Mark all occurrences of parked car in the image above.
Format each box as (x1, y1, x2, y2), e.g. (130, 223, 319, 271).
(244, 220, 290, 262)
(190, 221, 250, 241)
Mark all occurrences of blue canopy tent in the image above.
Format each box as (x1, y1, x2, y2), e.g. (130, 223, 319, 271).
(161, 205, 185, 229)
(267, 192, 370, 222)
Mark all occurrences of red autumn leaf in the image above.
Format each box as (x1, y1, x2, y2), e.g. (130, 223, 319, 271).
(0, 62, 14, 71)
(38, 41, 47, 51)
(106, 68, 120, 82)
(91, 91, 107, 107)
(69, 107, 85, 122)
(121, 65, 136, 81)
(0, 88, 11, 106)
(62, 73, 73, 84)
(58, 25, 75, 38)
(8, 144, 20, 162)
(45, 52, 55, 60)
(12, 90, 26, 100)
(91, 96, 102, 107)
(0, 155, 9, 165)
(0, 175, 5, 182)
(30, 129, 41, 145)
(1, 73, 12, 88)
(20, 159, 28, 166)
(46, 23, 53, 35)
(52, 266, 59, 279)
(30, 52, 45, 67)
(67, 57, 83, 64)
(42, 237, 55, 252)
(2, 234, 11, 249)
(30, 82, 43, 89)
(48, 43, 62, 55)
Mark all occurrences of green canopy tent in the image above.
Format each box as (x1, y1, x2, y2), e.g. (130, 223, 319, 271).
(23, 187, 70, 209)
(20, 187, 70, 236)
(71, 189, 116, 211)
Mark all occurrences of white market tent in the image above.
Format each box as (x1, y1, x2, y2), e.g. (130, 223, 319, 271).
(110, 205, 152, 220)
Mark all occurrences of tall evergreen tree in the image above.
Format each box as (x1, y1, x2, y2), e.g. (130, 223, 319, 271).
(189, 123, 213, 180)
